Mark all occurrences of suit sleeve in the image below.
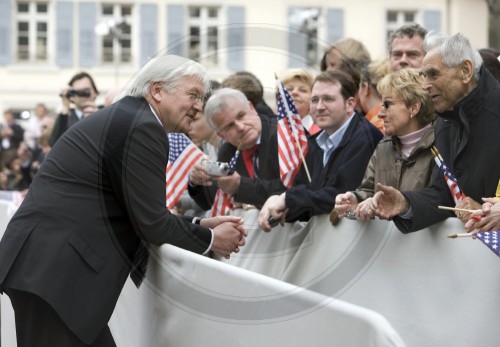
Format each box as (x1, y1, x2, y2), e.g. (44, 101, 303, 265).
(393, 164, 453, 233)
(115, 118, 211, 253)
(49, 113, 69, 147)
(235, 176, 285, 207)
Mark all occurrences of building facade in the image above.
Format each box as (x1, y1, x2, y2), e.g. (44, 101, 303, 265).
(0, 0, 489, 119)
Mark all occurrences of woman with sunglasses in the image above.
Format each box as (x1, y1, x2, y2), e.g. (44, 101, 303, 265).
(334, 68, 436, 221)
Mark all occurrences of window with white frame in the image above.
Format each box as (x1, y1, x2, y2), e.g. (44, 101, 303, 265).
(16, 1, 49, 62)
(98, 4, 133, 64)
(188, 6, 221, 67)
(386, 10, 417, 40)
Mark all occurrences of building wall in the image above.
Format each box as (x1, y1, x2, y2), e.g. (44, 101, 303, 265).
(0, 0, 489, 119)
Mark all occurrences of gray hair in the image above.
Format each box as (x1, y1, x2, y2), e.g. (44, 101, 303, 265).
(128, 55, 210, 97)
(425, 32, 483, 81)
(388, 23, 427, 54)
(422, 31, 448, 52)
(203, 88, 249, 130)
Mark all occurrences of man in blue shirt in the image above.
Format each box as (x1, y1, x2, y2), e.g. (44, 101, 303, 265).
(259, 70, 383, 230)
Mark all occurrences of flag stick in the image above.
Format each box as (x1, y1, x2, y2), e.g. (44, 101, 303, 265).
(274, 73, 312, 183)
(438, 205, 478, 214)
(296, 139, 311, 183)
(447, 233, 474, 238)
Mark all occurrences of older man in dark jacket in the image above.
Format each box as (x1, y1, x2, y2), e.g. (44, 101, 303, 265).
(372, 32, 500, 232)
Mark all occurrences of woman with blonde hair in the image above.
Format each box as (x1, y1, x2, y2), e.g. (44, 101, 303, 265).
(279, 68, 320, 135)
(320, 38, 371, 72)
(334, 68, 436, 221)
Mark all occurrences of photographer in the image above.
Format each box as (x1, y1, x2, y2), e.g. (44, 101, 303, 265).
(50, 72, 99, 146)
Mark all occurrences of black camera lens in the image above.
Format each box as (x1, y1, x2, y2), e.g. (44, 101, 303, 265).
(67, 88, 91, 98)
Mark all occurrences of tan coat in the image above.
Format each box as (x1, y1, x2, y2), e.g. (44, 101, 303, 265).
(353, 124, 435, 202)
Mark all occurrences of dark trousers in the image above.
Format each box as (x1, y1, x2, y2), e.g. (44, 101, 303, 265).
(5, 288, 117, 347)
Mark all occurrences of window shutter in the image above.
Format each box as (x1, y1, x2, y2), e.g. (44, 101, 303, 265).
(56, 1, 73, 67)
(79, 2, 97, 67)
(140, 4, 158, 66)
(227, 6, 245, 71)
(327, 9, 344, 45)
(288, 7, 308, 68)
(424, 10, 441, 33)
(0, 0, 12, 65)
(167, 5, 185, 56)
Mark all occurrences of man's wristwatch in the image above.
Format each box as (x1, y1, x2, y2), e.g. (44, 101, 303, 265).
(192, 217, 202, 225)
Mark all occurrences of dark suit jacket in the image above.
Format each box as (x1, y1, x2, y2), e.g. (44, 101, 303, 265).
(49, 109, 81, 146)
(188, 115, 286, 209)
(0, 96, 212, 343)
(285, 113, 383, 222)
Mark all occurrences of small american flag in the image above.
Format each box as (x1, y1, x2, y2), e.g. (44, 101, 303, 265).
(210, 149, 240, 217)
(276, 80, 308, 188)
(475, 231, 500, 258)
(166, 133, 204, 209)
(431, 146, 464, 205)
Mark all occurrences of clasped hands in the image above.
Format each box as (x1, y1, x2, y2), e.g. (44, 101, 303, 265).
(201, 215, 247, 259)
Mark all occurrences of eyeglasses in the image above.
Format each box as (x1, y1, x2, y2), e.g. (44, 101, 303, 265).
(382, 99, 403, 109)
(174, 87, 205, 104)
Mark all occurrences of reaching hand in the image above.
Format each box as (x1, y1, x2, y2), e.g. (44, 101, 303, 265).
(354, 197, 376, 222)
(454, 196, 481, 224)
(465, 197, 500, 232)
(334, 192, 358, 218)
(213, 171, 241, 196)
(188, 157, 212, 186)
(372, 184, 410, 220)
(200, 215, 245, 230)
(258, 194, 286, 232)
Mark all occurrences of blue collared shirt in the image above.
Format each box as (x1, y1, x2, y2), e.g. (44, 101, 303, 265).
(315, 113, 355, 166)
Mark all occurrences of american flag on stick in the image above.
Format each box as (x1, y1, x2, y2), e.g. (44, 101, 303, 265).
(166, 133, 204, 209)
(210, 148, 241, 216)
(275, 76, 310, 188)
(448, 231, 500, 258)
(476, 231, 500, 257)
(431, 146, 465, 205)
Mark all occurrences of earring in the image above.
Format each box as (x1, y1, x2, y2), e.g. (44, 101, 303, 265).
(410, 113, 414, 119)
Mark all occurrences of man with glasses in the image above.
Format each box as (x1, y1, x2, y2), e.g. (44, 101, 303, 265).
(371, 32, 500, 232)
(188, 88, 285, 211)
(0, 55, 247, 347)
(258, 70, 382, 230)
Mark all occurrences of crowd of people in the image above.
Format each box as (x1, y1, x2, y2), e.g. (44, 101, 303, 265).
(0, 23, 500, 346)
(2, 24, 500, 231)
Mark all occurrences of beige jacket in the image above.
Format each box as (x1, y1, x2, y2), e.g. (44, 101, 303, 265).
(353, 124, 435, 202)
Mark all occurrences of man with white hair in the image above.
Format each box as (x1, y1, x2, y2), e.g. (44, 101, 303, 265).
(0, 55, 247, 346)
(372, 33, 500, 232)
(188, 88, 285, 210)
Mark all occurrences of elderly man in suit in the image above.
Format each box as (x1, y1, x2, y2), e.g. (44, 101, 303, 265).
(187, 88, 286, 211)
(0, 55, 246, 347)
